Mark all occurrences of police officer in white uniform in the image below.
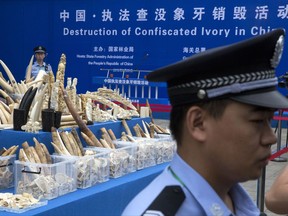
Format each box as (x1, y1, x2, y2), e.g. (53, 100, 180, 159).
(122, 29, 288, 216)
(29, 45, 52, 79)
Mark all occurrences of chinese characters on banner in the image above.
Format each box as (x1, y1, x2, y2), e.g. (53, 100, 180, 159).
(1, 1, 288, 103)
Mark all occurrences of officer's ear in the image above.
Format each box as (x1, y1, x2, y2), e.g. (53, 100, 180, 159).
(185, 106, 206, 142)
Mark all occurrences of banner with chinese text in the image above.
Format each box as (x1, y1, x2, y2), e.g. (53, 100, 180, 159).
(0, 0, 288, 106)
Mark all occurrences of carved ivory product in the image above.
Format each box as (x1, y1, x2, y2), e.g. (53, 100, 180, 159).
(15, 155, 76, 200)
(50, 127, 110, 188)
(0, 155, 15, 189)
(0, 192, 47, 213)
(56, 54, 66, 113)
(15, 139, 76, 200)
(54, 151, 110, 189)
(83, 87, 140, 120)
(88, 147, 136, 178)
(0, 53, 155, 133)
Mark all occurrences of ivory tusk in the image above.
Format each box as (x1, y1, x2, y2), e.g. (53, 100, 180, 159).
(0, 89, 14, 104)
(0, 59, 21, 94)
(30, 84, 48, 122)
(25, 54, 34, 83)
(0, 76, 13, 93)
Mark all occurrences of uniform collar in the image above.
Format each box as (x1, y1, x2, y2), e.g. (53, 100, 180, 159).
(170, 154, 260, 216)
(33, 61, 46, 67)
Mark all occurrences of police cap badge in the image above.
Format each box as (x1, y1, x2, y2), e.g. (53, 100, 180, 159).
(33, 46, 46, 53)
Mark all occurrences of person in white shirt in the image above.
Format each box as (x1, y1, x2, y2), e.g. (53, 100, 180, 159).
(28, 45, 52, 80)
(122, 29, 288, 216)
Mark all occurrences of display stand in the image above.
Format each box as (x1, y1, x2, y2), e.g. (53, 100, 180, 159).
(0, 117, 151, 156)
(0, 162, 168, 215)
(0, 117, 169, 215)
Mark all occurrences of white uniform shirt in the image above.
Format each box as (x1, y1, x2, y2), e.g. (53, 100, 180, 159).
(122, 153, 260, 216)
(31, 62, 52, 78)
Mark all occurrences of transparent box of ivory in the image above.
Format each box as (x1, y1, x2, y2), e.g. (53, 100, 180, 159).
(0, 154, 16, 189)
(53, 150, 110, 189)
(87, 145, 136, 178)
(113, 138, 156, 170)
(153, 134, 177, 164)
(113, 135, 176, 169)
(14, 155, 77, 200)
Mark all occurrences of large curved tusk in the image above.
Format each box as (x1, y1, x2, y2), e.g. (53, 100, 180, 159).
(30, 84, 48, 122)
(0, 89, 14, 104)
(62, 86, 103, 147)
(0, 76, 13, 93)
(29, 100, 39, 122)
(0, 102, 11, 123)
(20, 80, 28, 92)
(25, 55, 34, 83)
(26, 79, 44, 88)
(0, 59, 20, 94)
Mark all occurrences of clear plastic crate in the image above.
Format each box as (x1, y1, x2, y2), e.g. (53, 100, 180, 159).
(87, 145, 136, 178)
(53, 151, 110, 189)
(153, 134, 176, 164)
(14, 155, 77, 200)
(114, 135, 176, 169)
(113, 137, 157, 170)
(0, 155, 15, 189)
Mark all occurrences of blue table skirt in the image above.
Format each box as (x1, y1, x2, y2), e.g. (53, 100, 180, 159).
(1, 162, 169, 216)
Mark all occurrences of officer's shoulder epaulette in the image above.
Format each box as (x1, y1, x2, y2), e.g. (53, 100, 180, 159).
(141, 185, 185, 216)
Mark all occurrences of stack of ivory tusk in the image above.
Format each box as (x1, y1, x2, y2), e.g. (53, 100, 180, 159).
(0, 53, 155, 133)
(99, 127, 116, 149)
(0, 145, 18, 157)
(0, 57, 54, 131)
(51, 127, 85, 156)
(120, 119, 171, 141)
(82, 87, 140, 120)
(0, 100, 13, 127)
(18, 138, 51, 164)
(59, 113, 87, 129)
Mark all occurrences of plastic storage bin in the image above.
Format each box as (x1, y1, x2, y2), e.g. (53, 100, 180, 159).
(87, 145, 136, 178)
(114, 135, 176, 169)
(0, 155, 16, 189)
(14, 155, 77, 200)
(153, 134, 176, 164)
(113, 137, 157, 170)
(53, 150, 110, 189)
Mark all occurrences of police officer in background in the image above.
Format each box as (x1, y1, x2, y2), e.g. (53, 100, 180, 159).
(28, 45, 52, 80)
(122, 29, 288, 216)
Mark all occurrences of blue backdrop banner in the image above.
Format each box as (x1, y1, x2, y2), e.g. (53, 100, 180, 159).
(1, 0, 288, 105)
